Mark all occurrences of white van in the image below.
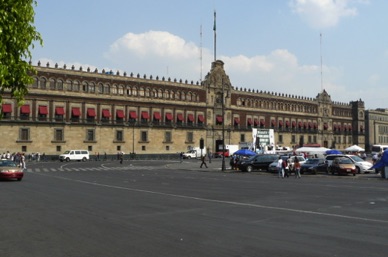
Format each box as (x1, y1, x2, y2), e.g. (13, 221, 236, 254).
(59, 150, 90, 162)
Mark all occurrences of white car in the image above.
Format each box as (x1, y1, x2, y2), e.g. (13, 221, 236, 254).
(325, 154, 373, 174)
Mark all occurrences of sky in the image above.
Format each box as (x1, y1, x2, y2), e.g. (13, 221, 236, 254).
(31, 0, 387, 110)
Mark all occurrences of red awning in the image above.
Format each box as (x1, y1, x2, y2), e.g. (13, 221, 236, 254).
(308, 122, 312, 128)
(153, 112, 161, 120)
(102, 109, 110, 118)
(177, 113, 184, 121)
(129, 111, 137, 119)
(334, 124, 338, 129)
(304, 122, 308, 128)
(87, 108, 96, 117)
(2, 104, 12, 113)
(216, 115, 223, 123)
(165, 113, 173, 121)
(260, 119, 265, 126)
(298, 121, 303, 128)
(234, 117, 240, 124)
(324, 123, 328, 129)
(38, 106, 48, 115)
(292, 121, 296, 127)
(254, 119, 258, 126)
(247, 118, 253, 125)
(348, 125, 352, 131)
(285, 120, 290, 127)
(116, 110, 124, 118)
(141, 111, 149, 119)
(313, 122, 317, 128)
(72, 107, 80, 117)
(279, 120, 283, 126)
(198, 114, 204, 122)
(55, 107, 64, 115)
(20, 105, 30, 114)
(271, 120, 276, 126)
(187, 114, 194, 122)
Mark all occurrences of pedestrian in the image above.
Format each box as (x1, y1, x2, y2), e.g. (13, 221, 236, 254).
(208, 151, 212, 163)
(294, 158, 301, 178)
(119, 152, 123, 164)
(180, 152, 183, 163)
(277, 156, 284, 178)
(20, 153, 26, 171)
(200, 155, 208, 168)
(283, 158, 289, 178)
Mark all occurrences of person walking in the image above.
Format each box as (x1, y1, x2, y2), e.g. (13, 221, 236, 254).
(119, 152, 124, 164)
(20, 153, 26, 171)
(283, 158, 289, 178)
(200, 155, 208, 168)
(180, 152, 183, 163)
(294, 158, 301, 178)
(277, 156, 284, 178)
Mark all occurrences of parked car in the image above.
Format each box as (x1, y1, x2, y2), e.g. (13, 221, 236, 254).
(300, 158, 326, 174)
(268, 155, 289, 173)
(329, 157, 356, 176)
(0, 160, 23, 181)
(214, 150, 229, 158)
(238, 154, 279, 172)
(287, 156, 307, 172)
(325, 154, 373, 174)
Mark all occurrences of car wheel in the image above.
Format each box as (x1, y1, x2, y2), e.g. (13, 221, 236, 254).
(187, 156, 191, 159)
(82, 157, 87, 162)
(356, 167, 361, 174)
(246, 165, 253, 173)
(66, 157, 70, 162)
(353, 173, 356, 176)
(17, 178, 22, 181)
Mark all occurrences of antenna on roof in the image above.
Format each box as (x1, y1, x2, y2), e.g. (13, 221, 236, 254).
(213, 10, 217, 62)
(200, 24, 203, 83)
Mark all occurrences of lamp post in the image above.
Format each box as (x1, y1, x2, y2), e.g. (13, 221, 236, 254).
(221, 78, 226, 171)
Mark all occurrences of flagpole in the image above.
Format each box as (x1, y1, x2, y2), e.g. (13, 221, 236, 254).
(213, 10, 216, 62)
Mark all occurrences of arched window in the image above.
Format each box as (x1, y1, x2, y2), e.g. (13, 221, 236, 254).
(82, 81, 88, 92)
(132, 87, 137, 96)
(145, 88, 150, 97)
(158, 89, 163, 98)
(187, 92, 192, 101)
(39, 77, 47, 89)
(32, 77, 39, 88)
(98, 83, 104, 94)
(139, 87, 145, 97)
(111, 84, 118, 94)
(73, 80, 80, 91)
(164, 90, 170, 99)
(89, 82, 95, 93)
(126, 85, 132, 96)
(56, 79, 63, 90)
(118, 84, 124, 95)
(104, 84, 110, 94)
(49, 78, 56, 90)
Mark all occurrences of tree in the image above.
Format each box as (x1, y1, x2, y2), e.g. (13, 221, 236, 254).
(0, 0, 43, 107)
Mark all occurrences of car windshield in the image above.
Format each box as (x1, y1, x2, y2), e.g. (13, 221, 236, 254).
(305, 159, 320, 164)
(350, 155, 363, 162)
(0, 161, 17, 167)
(339, 158, 353, 164)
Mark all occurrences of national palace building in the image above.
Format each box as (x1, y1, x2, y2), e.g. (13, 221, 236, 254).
(0, 60, 366, 156)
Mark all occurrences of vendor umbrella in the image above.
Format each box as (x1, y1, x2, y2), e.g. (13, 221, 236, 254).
(326, 149, 342, 155)
(233, 149, 256, 156)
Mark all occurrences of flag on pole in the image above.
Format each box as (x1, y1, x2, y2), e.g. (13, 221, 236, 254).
(213, 10, 216, 31)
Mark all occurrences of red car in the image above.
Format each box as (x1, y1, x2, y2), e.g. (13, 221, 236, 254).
(214, 150, 230, 158)
(0, 160, 24, 181)
(329, 157, 356, 176)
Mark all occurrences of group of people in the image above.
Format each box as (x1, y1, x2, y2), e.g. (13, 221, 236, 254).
(1, 151, 26, 170)
(277, 155, 301, 179)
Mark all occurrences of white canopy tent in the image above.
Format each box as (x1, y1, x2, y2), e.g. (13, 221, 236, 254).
(295, 147, 331, 156)
(345, 145, 365, 152)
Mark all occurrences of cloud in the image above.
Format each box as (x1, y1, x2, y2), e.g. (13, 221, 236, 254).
(289, 0, 359, 28)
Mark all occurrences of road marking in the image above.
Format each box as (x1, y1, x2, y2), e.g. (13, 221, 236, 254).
(31, 172, 388, 225)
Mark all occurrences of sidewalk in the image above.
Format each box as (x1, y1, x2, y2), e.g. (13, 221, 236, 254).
(168, 158, 234, 172)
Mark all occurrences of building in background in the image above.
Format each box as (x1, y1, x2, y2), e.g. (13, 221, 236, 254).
(0, 60, 365, 155)
(365, 108, 388, 151)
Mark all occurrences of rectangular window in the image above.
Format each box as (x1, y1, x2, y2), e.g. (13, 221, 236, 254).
(278, 135, 283, 144)
(54, 129, 64, 141)
(20, 128, 30, 141)
(55, 107, 65, 121)
(313, 136, 317, 143)
(165, 131, 172, 143)
(141, 131, 148, 142)
(56, 145, 61, 152)
(86, 129, 95, 141)
(116, 130, 123, 141)
(187, 132, 193, 143)
(308, 135, 312, 143)
(291, 135, 296, 144)
(240, 134, 245, 142)
(38, 106, 48, 121)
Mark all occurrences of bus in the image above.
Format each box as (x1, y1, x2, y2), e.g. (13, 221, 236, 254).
(371, 145, 388, 155)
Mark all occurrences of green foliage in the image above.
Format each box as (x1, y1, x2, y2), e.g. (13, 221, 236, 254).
(0, 0, 43, 106)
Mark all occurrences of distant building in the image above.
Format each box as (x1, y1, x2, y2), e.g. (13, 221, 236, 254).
(365, 108, 388, 151)
(0, 60, 365, 155)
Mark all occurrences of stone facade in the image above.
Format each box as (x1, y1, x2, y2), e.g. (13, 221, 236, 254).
(365, 108, 388, 151)
(0, 60, 365, 155)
